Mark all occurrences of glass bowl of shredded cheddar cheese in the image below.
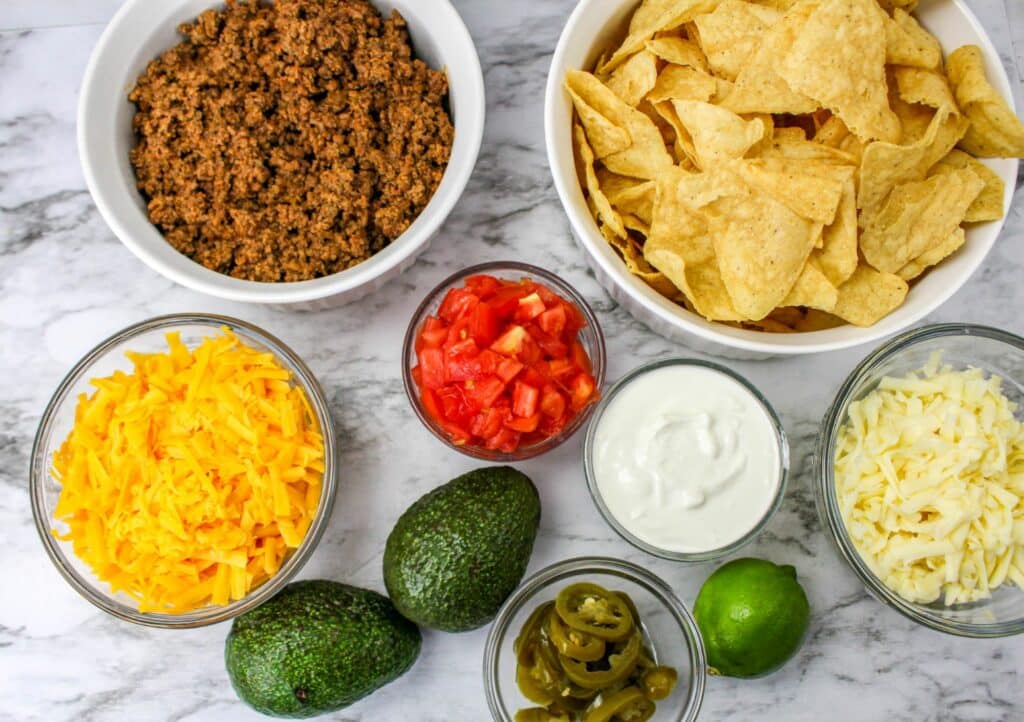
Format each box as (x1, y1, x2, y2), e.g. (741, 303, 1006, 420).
(30, 314, 337, 628)
(817, 324, 1024, 637)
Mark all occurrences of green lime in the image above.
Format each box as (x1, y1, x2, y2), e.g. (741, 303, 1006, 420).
(693, 558, 810, 678)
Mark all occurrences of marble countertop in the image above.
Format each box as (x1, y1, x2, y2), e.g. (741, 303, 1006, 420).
(2, 1, 1023, 720)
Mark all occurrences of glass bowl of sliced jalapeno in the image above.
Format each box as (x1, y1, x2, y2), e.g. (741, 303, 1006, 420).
(483, 557, 706, 722)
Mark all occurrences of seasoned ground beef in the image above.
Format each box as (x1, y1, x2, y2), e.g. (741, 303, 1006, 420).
(128, 0, 454, 282)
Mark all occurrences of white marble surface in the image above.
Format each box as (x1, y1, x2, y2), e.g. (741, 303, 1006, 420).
(1, 1, 1023, 720)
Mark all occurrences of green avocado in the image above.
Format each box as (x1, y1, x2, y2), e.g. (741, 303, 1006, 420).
(383, 465, 541, 632)
(224, 580, 421, 718)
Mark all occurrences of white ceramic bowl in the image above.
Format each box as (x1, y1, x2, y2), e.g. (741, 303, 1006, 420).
(79, 0, 484, 310)
(545, 0, 1019, 358)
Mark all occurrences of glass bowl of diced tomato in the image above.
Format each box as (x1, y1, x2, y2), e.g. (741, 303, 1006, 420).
(403, 262, 606, 459)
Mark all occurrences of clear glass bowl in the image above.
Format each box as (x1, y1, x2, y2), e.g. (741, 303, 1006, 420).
(815, 323, 1024, 637)
(29, 313, 338, 628)
(402, 261, 606, 461)
(483, 557, 706, 722)
(583, 358, 790, 562)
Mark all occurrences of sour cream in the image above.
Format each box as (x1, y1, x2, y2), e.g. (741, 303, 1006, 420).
(588, 362, 784, 555)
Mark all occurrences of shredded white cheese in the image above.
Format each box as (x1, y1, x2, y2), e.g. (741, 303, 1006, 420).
(834, 355, 1024, 605)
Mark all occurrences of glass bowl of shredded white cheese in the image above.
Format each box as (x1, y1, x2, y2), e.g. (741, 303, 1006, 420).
(817, 324, 1024, 637)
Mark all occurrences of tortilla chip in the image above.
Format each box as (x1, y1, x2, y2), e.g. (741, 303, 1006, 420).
(778, 0, 900, 143)
(813, 176, 858, 285)
(781, 259, 839, 310)
(705, 168, 822, 319)
(607, 50, 660, 107)
(691, 0, 781, 82)
(831, 265, 909, 326)
(857, 105, 970, 215)
(566, 70, 675, 179)
(928, 149, 1005, 223)
(730, 157, 847, 224)
(893, 67, 955, 110)
(605, 178, 657, 225)
(603, 0, 721, 72)
(646, 65, 719, 104)
(793, 308, 847, 331)
(564, 72, 632, 158)
(813, 115, 851, 148)
(670, 100, 766, 169)
(896, 227, 965, 281)
(599, 224, 680, 299)
(860, 168, 985, 272)
(719, 1, 819, 115)
(644, 37, 710, 71)
(645, 168, 745, 320)
(884, 8, 942, 70)
(946, 44, 1024, 157)
(575, 124, 627, 238)
(651, 102, 700, 166)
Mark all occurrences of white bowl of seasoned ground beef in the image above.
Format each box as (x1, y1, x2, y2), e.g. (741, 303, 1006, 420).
(78, 0, 484, 309)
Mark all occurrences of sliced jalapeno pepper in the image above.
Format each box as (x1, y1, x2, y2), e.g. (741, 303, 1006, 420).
(514, 707, 570, 722)
(582, 686, 655, 722)
(516, 657, 558, 706)
(548, 606, 606, 662)
(640, 665, 678, 701)
(555, 583, 634, 642)
(561, 631, 641, 689)
(515, 601, 555, 665)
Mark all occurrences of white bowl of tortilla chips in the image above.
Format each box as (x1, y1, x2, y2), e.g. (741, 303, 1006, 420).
(545, 0, 1021, 358)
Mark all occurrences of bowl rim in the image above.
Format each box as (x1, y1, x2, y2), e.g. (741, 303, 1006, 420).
(583, 357, 790, 562)
(543, 0, 1020, 356)
(482, 556, 707, 722)
(77, 0, 485, 305)
(815, 322, 1024, 637)
(29, 313, 338, 628)
(401, 260, 608, 461)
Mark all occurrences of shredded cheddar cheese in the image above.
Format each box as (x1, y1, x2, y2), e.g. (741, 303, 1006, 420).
(835, 355, 1024, 606)
(52, 329, 325, 613)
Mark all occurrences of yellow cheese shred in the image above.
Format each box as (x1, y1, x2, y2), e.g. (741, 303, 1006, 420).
(52, 328, 325, 613)
(835, 355, 1024, 606)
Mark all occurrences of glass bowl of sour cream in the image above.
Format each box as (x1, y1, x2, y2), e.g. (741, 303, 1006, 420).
(583, 359, 790, 562)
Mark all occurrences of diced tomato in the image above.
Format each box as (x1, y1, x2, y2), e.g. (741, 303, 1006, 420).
(563, 301, 587, 333)
(539, 385, 567, 419)
(446, 316, 472, 346)
(470, 406, 506, 438)
(410, 274, 599, 454)
(547, 358, 576, 382)
(437, 386, 473, 421)
(464, 375, 506, 410)
(518, 335, 542, 365)
(438, 287, 478, 322)
(446, 337, 478, 358)
(465, 274, 501, 299)
(519, 365, 547, 389)
(570, 372, 597, 410)
(515, 293, 546, 322)
(491, 325, 528, 356)
(526, 324, 568, 359)
(418, 348, 446, 389)
(468, 302, 499, 346)
(420, 387, 443, 423)
(477, 349, 502, 376)
(496, 357, 524, 383)
(512, 381, 540, 418)
(537, 304, 567, 337)
(485, 427, 521, 453)
(571, 340, 592, 374)
(446, 355, 483, 383)
(506, 412, 541, 433)
(489, 285, 530, 318)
